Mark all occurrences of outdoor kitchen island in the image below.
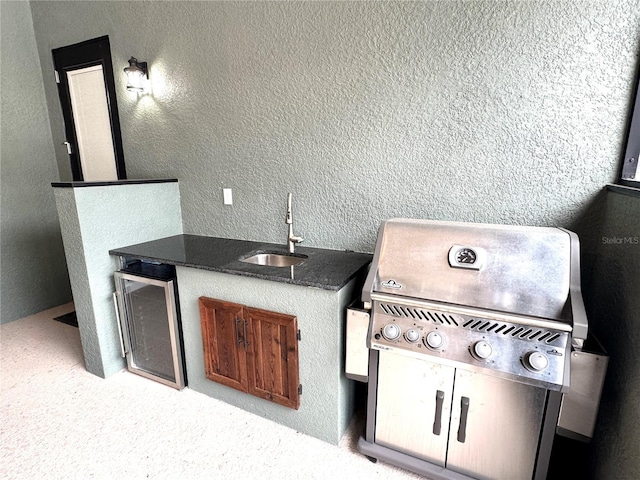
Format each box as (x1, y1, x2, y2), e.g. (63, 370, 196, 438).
(109, 234, 372, 445)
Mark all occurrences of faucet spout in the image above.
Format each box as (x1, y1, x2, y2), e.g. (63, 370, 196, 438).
(285, 193, 303, 253)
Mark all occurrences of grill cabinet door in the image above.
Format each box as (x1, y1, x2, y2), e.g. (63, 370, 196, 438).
(446, 369, 547, 480)
(374, 351, 454, 465)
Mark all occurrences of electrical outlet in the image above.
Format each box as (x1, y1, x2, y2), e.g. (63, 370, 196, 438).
(223, 188, 233, 205)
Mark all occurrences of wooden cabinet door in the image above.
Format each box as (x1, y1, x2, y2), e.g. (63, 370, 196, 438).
(199, 297, 247, 393)
(244, 306, 300, 410)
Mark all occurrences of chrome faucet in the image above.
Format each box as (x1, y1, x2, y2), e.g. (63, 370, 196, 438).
(286, 192, 303, 253)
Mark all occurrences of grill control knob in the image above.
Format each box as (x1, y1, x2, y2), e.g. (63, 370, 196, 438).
(405, 329, 421, 343)
(382, 324, 401, 341)
(425, 331, 445, 349)
(473, 340, 493, 360)
(524, 351, 549, 372)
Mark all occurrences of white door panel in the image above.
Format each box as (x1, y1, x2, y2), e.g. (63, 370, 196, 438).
(66, 65, 117, 181)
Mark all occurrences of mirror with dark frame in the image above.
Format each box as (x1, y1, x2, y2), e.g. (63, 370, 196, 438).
(620, 64, 640, 186)
(52, 35, 126, 182)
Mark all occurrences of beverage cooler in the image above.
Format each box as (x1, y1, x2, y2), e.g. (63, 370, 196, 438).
(113, 259, 186, 390)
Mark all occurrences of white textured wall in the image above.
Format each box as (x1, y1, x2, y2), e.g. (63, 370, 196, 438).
(0, 0, 72, 323)
(31, 1, 640, 253)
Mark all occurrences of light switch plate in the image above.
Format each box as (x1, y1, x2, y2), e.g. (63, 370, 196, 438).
(223, 188, 233, 205)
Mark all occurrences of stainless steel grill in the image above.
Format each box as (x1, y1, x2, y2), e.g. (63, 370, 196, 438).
(348, 218, 600, 480)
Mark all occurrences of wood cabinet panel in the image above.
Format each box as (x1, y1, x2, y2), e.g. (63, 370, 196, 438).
(245, 306, 299, 410)
(199, 297, 300, 410)
(199, 297, 247, 393)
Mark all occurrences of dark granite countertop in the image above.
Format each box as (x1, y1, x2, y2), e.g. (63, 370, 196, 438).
(109, 234, 372, 291)
(52, 179, 178, 188)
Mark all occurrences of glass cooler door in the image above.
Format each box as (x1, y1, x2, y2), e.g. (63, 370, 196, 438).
(114, 271, 185, 389)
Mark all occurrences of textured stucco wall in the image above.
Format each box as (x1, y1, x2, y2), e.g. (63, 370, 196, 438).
(0, 0, 72, 324)
(176, 267, 360, 445)
(53, 183, 183, 378)
(30, 1, 640, 253)
(25, 0, 640, 474)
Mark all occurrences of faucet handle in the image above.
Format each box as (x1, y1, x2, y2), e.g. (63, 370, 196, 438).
(286, 193, 303, 252)
(286, 192, 293, 224)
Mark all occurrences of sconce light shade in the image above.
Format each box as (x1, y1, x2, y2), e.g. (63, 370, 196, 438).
(124, 56, 148, 92)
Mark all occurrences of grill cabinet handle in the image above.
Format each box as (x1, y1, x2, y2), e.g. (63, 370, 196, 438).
(235, 317, 242, 345)
(457, 396, 470, 443)
(433, 390, 445, 435)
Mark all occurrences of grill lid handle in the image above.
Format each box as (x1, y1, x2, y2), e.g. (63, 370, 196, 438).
(361, 221, 388, 307)
(559, 228, 588, 343)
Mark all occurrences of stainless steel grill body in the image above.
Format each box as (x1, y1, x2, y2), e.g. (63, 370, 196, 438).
(354, 218, 590, 480)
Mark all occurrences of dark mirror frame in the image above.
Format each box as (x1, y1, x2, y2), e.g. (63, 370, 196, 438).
(619, 65, 640, 187)
(52, 35, 127, 181)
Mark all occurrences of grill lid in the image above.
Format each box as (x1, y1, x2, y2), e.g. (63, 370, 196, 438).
(362, 219, 587, 339)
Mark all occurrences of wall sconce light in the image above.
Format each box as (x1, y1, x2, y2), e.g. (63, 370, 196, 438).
(124, 56, 148, 92)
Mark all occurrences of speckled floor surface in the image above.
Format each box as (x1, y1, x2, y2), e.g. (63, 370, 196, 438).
(1, 303, 423, 480)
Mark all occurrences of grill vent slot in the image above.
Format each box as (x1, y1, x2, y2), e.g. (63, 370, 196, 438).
(377, 303, 564, 345)
(546, 333, 561, 343)
(461, 318, 563, 345)
(378, 303, 459, 326)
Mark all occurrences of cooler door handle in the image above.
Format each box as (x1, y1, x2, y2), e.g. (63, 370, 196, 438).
(433, 390, 445, 435)
(457, 396, 470, 443)
(112, 292, 127, 358)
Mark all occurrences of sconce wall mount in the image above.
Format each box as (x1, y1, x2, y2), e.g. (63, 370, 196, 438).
(124, 56, 148, 92)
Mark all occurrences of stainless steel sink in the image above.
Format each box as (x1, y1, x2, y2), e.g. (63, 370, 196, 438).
(240, 252, 307, 267)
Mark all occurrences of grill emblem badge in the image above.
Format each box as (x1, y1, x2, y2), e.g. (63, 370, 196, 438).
(381, 279, 402, 289)
(449, 245, 486, 270)
(456, 248, 477, 264)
